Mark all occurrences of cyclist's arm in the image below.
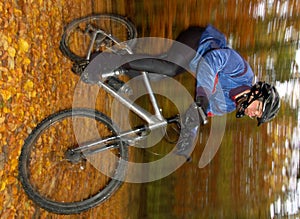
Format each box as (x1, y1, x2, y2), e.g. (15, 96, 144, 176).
(196, 49, 229, 98)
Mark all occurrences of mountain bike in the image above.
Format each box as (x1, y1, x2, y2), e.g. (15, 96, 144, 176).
(18, 14, 207, 214)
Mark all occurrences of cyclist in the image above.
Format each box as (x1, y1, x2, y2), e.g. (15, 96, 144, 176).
(121, 25, 279, 120)
(85, 25, 280, 160)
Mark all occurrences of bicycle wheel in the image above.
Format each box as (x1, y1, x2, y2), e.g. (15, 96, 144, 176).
(60, 14, 137, 62)
(18, 108, 128, 214)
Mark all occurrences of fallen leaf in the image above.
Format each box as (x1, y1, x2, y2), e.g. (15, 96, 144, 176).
(7, 47, 16, 58)
(24, 80, 34, 91)
(0, 117, 5, 124)
(0, 90, 12, 101)
(18, 38, 29, 53)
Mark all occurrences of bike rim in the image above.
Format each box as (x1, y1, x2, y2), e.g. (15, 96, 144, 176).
(19, 109, 128, 214)
(60, 14, 137, 62)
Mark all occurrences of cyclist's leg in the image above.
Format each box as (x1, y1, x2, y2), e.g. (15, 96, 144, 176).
(124, 58, 183, 77)
(123, 26, 205, 78)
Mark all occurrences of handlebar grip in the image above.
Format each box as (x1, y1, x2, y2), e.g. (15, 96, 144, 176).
(197, 106, 208, 125)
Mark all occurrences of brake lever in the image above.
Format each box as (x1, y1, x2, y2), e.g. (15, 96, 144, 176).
(197, 106, 208, 125)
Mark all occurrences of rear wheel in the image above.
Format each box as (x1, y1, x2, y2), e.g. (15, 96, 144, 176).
(18, 108, 128, 214)
(60, 14, 137, 63)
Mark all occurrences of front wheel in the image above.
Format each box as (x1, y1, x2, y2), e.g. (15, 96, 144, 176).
(18, 108, 128, 214)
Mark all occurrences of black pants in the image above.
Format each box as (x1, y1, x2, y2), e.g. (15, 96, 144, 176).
(124, 26, 205, 78)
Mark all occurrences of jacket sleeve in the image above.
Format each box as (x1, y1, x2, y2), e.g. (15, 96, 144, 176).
(196, 49, 230, 98)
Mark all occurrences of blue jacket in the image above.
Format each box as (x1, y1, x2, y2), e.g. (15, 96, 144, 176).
(189, 25, 254, 116)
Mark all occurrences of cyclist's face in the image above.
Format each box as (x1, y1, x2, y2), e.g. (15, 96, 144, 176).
(244, 100, 263, 119)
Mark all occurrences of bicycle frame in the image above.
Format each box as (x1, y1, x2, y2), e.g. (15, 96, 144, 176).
(67, 26, 182, 159)
(69, 70, 180, 158)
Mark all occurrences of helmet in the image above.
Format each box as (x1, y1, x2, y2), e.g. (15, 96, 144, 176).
(235, 82, 280, 126)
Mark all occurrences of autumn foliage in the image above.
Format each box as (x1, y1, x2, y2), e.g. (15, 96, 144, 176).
(0, 0, 133, 218)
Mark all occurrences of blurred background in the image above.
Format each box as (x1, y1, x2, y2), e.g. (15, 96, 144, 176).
(1, 0, 300, 218)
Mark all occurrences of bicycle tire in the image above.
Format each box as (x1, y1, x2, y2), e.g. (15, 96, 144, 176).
(60, 14, 137, 62)
(18, 108, 128, 214)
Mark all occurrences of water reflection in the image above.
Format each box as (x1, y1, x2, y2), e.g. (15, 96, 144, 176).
(268, 16, 300, 215)
(130, 0, 300, 218)
(270, 78, 300, 217)
(237, 1, 300, 217)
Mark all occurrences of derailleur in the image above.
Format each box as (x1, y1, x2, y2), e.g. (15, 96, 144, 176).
(71, 60, 90, 76)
